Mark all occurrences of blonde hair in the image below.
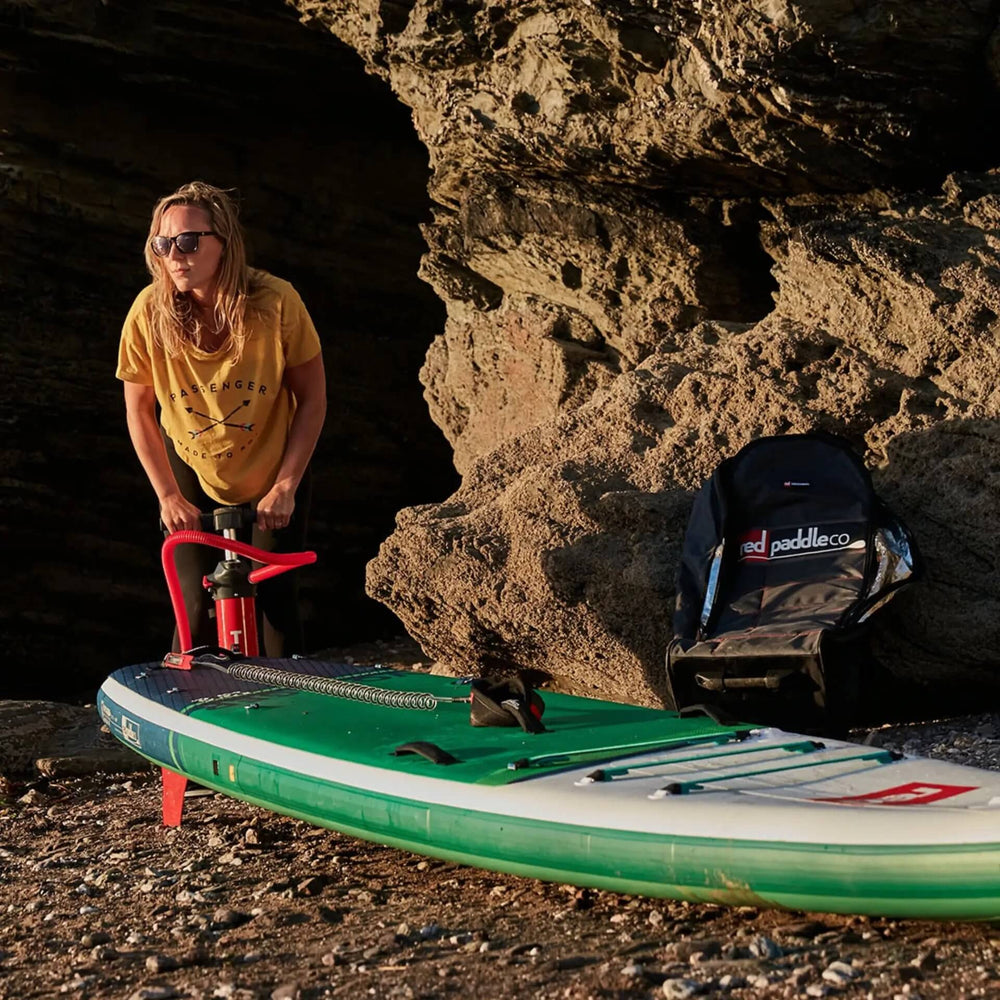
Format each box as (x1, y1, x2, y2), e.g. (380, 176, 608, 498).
(144, 181, 258, 362)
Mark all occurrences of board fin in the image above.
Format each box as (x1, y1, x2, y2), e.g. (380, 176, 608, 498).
(161, 767, 188, 826)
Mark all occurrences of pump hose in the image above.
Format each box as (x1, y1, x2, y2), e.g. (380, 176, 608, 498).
(226, 661, 465, 712)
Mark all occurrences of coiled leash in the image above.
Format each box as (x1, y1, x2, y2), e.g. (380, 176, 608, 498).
(166, 648, 472, 712)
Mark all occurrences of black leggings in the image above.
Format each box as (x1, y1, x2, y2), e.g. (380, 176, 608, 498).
(162, 431, 311, 657)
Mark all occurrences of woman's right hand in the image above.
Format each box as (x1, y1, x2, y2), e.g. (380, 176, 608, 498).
(159, 492, 203, 533)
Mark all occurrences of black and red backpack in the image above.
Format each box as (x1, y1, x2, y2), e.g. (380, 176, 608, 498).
(666, 432, 921, 729)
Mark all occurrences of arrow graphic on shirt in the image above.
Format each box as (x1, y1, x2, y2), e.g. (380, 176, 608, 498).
(186, 400, 254, 439)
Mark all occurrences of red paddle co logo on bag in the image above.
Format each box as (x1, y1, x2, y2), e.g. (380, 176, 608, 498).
(739, 525, 865, 562)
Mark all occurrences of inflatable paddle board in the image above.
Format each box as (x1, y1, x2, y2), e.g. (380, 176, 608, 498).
(98, 656, 1000, 920)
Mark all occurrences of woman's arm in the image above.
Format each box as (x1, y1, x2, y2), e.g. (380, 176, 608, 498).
(257, 353, 327, 531)
(123, 381, 202, 532)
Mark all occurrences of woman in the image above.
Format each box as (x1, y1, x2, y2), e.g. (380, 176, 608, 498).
(117, 181, 326, 655)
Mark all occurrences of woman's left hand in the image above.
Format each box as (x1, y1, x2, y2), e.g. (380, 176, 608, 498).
(257, 481, 296, 531)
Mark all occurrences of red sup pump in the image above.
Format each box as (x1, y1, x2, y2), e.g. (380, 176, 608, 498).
(158, 506, 316, 824)
(161, 506, 316, 660)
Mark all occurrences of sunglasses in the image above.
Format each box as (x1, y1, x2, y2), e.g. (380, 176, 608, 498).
(149, 231, 219, 257)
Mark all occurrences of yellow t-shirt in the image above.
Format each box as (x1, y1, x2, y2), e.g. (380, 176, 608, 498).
(116, 272, 321, 505)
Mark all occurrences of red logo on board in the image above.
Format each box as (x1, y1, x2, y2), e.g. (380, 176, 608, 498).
(814, 782, 977, 806)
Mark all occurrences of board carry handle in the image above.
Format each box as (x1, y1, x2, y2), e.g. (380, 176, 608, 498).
(392, 741, 460, 765)
(679, 703, 740, 726)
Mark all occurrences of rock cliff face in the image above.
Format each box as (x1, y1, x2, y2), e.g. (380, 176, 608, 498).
(368, 176, 1000, 703)
(303, 0, 1000, 464)
(290, 1, 1000, 704)
(302, 0, 1000, 192)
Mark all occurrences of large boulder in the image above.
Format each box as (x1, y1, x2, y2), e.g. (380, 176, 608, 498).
(367, 174, 1000, 703)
